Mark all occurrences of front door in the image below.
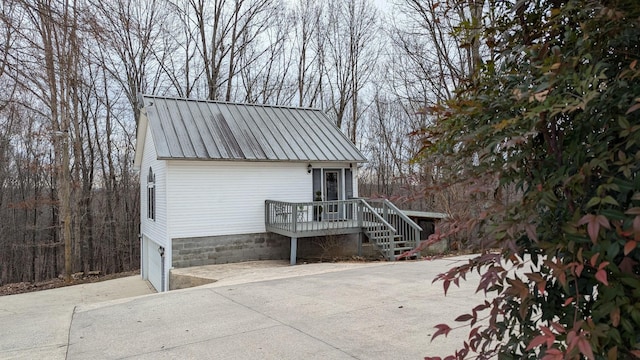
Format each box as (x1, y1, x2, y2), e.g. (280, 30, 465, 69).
(324, 170, 340, 220)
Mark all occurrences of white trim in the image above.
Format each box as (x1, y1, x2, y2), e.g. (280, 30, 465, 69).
(340, 168, 347, 200)
(133, 110, 148, 169)
(165, 160, 173, 290)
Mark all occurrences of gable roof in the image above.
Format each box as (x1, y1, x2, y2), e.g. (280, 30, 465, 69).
(135, 95, 366, 164)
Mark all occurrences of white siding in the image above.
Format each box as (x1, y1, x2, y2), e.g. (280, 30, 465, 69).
(167, 161, 313, 238)
(139, 122, 169, 249)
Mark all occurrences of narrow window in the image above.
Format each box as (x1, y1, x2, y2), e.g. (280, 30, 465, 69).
(147, 167, 155, 220)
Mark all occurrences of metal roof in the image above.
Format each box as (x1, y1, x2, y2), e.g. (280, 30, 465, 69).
(140, 95, 366, 162)
(401, 210, 448, 219)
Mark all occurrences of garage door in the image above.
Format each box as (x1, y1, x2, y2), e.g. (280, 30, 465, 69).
(144, 236, 163, 292)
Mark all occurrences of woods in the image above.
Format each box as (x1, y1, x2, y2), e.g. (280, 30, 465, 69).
(0, 0, 477, 285)
(3, 0, 638, 357)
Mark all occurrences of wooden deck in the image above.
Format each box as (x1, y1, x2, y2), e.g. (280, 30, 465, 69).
(265, 199, 422, 265)
(265, 199, 365, 238)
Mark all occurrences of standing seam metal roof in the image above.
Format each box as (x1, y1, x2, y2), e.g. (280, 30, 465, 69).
(141, 95, 367, 162)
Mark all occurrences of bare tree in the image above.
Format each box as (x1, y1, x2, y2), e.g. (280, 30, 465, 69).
(155, 0, 202, 98)
(237, 2, 296, 104)
(26, 0, 81, 282)
(0, 0, 144, 285)
(85, 0, 169, 119)
(290, 0, 324, 107)
(323, 0, 379, 142)
(388, 0, 485, 108)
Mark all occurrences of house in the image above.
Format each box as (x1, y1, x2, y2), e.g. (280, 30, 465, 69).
(133, 95, 421, 292)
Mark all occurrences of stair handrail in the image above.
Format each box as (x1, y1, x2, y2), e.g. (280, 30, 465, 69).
(359, 199, 398, 261)
(358, 199, 397, 234)
(380, 199, 423, 233)
(365, 198, 423, 251)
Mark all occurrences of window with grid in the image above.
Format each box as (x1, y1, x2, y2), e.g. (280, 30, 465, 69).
(147, 167, 155, 220)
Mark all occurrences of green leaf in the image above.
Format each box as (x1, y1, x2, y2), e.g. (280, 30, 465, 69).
(600, 209, 626, 221)
(586, 197, 601, 208)
(601, 196, 620, 206)
(608, 241, 620, 259)
(618, 116, 630, 130)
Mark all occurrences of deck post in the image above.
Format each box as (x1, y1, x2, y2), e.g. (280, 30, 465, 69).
(383, 202, 388, 222)
(388, 233, 395, 262)
(357, 232, 363, 256)
(292, 204, 298, 233)
(290, 237, 298, 265)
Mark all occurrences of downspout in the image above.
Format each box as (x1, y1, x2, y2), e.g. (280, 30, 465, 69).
(158, 246, 165, 292)
(138, 233, 143, 279)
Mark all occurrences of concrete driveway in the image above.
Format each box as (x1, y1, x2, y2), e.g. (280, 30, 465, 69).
(0, 276, 155, 360)
(1, 256, 484, 360)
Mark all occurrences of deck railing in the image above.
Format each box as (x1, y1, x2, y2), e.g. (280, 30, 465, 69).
(265, 199, 361, 234)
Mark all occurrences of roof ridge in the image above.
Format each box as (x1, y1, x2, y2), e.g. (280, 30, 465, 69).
(140, 94, 323, 112)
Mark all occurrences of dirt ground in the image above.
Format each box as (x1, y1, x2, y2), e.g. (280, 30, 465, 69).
(0, 270, 140, 296)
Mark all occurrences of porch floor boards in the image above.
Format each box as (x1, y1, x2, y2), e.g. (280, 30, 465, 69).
(266, 220, 378, 238)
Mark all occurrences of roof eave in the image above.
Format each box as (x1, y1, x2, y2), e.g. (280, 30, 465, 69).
(132, 110, 149, 170)
(159, 157, 367, 163)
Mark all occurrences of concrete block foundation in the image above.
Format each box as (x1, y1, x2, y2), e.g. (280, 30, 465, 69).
(171, 232, 370, 269)
(172, 233, 290, 268)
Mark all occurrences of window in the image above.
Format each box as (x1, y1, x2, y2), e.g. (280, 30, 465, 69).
(147, 167, 155, 220)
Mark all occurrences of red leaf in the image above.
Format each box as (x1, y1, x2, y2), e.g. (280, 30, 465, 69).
(611, 307, 620, 327)
(596, 269, 609, 286)
(537, 279, 547, 294)
(590, 253, 599, 267)
(620, 256, 638, 274)
(525, 223, 538, 242)
(597, 214, 611, 229)
(625, 240, 637, 255)
(526, 334, 549, 351)
(627, 102, 640, 115)
(587, 217, 601, 244)
(563, 297, 574, 306)
(469, 326, 481, 340)
(431, 324, 451, 341)
(578, 337, 595, 360)
(578, 214, 593, 226)
(443, 280, 451, 295)
(629, 349, 640, 357)
(424, 357, 442, 360)
(542, 348, 564, 360)
(558, 271, 567, 287)
(473, 301, 490, 312)
(576, 263, 584, 277)
(455, 314, 474, 322)
(625, 207, 640, 215)
(578, 215, 609, 243)
(550, 321, 565, 334)
(541, 325, 554, 337)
